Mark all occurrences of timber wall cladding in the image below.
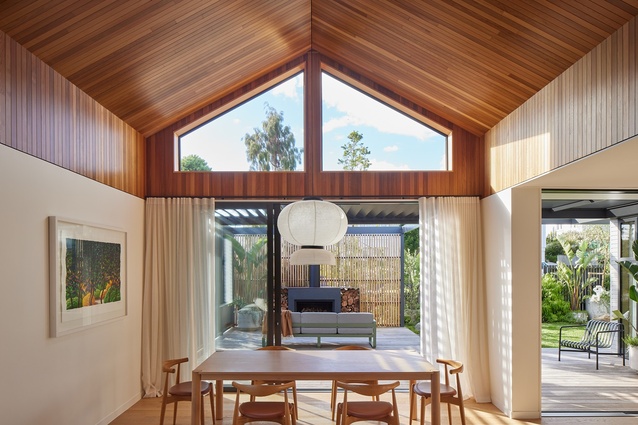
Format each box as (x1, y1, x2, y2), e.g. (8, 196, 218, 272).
(0, 31, 145, 198)
(486, 16, 638, 193)
(145, 54, 486, 199)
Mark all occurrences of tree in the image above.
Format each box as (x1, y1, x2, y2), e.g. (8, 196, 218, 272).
(404, 228, 419, 255)
(338, 130, 371, 170)
(555, 237, 599, 311)
(243, 103, 302, 171)
(181, 154, 212, 171)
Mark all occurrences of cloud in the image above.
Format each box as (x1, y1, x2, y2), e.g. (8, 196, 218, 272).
(384, 145, 399, 152)
(322, 74, 439, 141)
(271, 74, 303, 101)
(368, 158, 411, 171)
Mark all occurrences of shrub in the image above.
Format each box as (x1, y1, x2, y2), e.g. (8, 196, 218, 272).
(541, 273, 571, 322)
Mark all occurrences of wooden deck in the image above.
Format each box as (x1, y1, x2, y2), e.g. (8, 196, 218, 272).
(542, 348, 638, 414)
(218, 327, 638, 414)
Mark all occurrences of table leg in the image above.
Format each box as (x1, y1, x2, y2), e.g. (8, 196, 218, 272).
(430, 370, 441, 425)
(191, 371, 201, 425)
(215, 381, 224, 420)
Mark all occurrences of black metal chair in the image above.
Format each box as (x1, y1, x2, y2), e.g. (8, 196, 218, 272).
(558, 319, 625, 369)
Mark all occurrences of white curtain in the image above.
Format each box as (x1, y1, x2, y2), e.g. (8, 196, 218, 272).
(419, 197, 491, 402)
(141, 198, 216, 397)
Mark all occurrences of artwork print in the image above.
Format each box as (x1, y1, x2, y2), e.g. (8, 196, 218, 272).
(50, 217, 127, 337)
(64, 238, 122, 309)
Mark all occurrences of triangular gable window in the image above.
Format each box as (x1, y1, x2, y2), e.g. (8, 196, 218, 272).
(322, 72, 448, 171)
(179, 72, 304, 171)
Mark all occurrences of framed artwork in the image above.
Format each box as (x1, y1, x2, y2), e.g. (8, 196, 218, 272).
(49, 217, 127, 337)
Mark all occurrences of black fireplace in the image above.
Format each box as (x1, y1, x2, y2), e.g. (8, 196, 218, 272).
(287, 287, 341, 313)
(296, 300, 334, 312)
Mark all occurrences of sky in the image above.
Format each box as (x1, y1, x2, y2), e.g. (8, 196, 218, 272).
(180, 72, 447, 171)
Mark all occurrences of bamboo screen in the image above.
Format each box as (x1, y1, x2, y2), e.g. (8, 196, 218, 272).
(281, 233, 403, 327)
(233, 233, 403, 327)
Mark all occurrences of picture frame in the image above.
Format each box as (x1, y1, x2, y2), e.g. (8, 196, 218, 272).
(49, 216, 127, 337)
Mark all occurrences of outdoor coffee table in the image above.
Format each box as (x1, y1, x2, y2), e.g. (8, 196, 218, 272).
(191, 349, 440, 425)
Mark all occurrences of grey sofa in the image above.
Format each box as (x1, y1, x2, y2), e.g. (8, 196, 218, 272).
(288, 311, 376, 348)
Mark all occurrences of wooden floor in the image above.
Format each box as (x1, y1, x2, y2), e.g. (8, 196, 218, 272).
(110, 328, 638, 424)
(109, 391, 638, 425)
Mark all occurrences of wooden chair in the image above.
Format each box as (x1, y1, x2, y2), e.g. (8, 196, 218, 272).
(160, 357, 214, 425)
(232, 381, 296, 425)
(409, 358, 466, 425)
(253, 346, 299, 418)
(330, 345, 378, 420)
(335, 381, 400, 425)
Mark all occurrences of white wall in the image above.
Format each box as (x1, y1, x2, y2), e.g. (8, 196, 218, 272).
(482, 187, 542, 419)
(482, 189, 513, 415)
(0, 144, 145, 425)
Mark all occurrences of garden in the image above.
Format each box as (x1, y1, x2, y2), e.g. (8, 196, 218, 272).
(541, 225, 610, 347)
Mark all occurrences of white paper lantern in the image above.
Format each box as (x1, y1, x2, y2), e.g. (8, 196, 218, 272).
(277, 199, 348, 265)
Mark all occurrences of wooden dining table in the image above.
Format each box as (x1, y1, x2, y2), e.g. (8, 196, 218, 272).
(191, 349, 440, 425)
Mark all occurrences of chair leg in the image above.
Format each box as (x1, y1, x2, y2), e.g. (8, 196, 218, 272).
(172, 401, 178, 425)
(200, 394, 206, 425)
(209, 389, 216, 424)
(419, 397, 426, 425)
(459, 399, 467, 425)
(558, 345, 561, 361)
(159, 398, 167, 425)
(292, 385, 299, 419)
(331, 381, 338, 420)
(447, 403, 453, 425)
(408, 380, 415, 422)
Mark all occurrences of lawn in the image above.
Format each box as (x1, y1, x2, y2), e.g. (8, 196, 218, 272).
(542, 322, 585, 348)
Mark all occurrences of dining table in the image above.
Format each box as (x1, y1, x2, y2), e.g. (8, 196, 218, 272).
(191, 348, 440, 425)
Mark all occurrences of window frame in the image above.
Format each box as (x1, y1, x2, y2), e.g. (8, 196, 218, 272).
(319, 66, 451, 172)
(175, 66, 306, 173)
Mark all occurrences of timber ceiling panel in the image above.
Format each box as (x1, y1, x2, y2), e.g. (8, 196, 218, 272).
(1, 0, 636, 137)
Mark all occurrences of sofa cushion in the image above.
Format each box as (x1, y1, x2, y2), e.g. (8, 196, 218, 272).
(337, 312, 374, 335)
(300, 312, 337, 334)
(290, 311, 301, 334)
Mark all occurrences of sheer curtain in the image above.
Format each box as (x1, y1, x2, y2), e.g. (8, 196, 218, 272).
(419, 197, 491, 402)
(141, 198, 216, 397)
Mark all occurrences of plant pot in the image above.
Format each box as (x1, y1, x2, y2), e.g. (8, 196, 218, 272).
(585, 299, 609, 320)
(629, 346, 638, 370)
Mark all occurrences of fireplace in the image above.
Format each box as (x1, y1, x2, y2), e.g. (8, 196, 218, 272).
(287, 287, 341, 313)
(296, 300, 334, 312)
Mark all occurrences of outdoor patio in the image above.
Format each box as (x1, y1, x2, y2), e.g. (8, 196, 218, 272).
(542, 348, 638, 414)
(216, 327, 638, 415)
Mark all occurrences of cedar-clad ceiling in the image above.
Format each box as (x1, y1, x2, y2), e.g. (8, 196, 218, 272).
(1, 0, 636, 137)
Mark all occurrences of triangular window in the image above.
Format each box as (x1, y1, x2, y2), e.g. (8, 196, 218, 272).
(322, 72, 448, 171)
(179, 72, 304, 171)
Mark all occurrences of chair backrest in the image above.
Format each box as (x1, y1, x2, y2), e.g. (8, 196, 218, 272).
(233, 381, 294, 397)
(162, 357, 189, 389)
(582, 320, 621, 348)
(437, 358, 464, 399)
(336, 381, 400, 398)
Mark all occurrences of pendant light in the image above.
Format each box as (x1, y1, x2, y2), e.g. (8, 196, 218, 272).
(277, 199, 348, 265)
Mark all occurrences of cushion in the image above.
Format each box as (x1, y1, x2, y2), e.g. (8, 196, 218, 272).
(290, 312, 301, 334)
(337, 312, 374, 335)
(301, 312, 337, 334)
